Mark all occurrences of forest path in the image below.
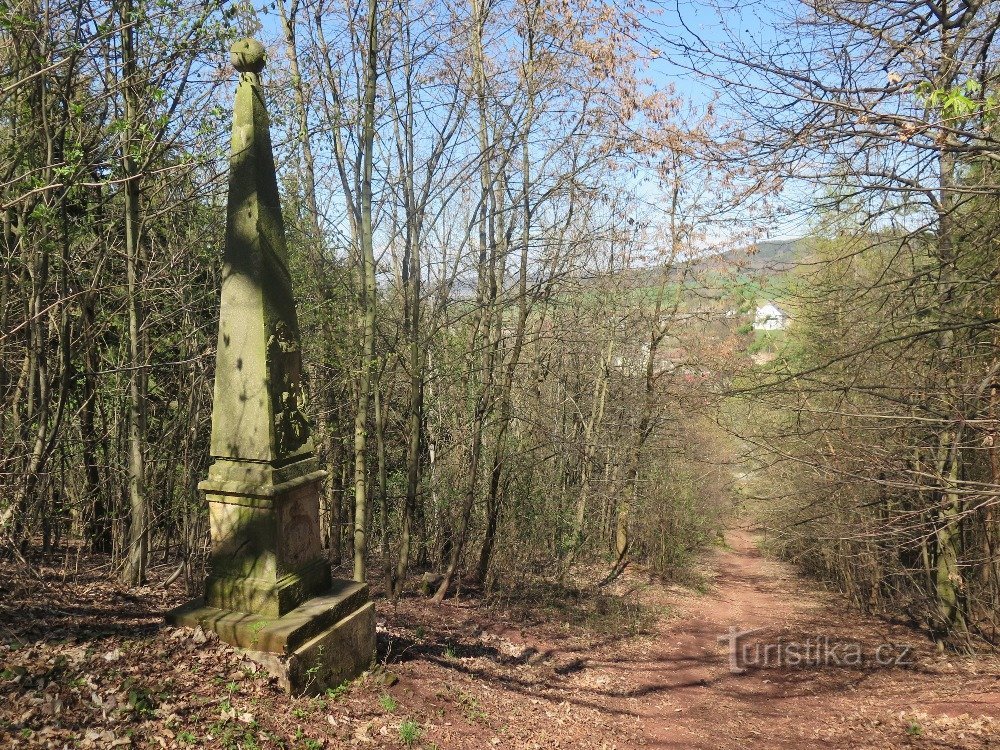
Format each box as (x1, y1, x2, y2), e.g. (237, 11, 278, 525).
(3, 532, 1000, 749)
(586, 529, 1000, 749)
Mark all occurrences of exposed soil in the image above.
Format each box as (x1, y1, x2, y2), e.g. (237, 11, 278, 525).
(2, 531, 999, 748)
(594, 531, 1000, 748)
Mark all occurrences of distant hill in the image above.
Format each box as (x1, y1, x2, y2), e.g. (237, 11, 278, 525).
(745, 238, 803, 272)
(527, 238, 809, 302)
(694, 238, 806, 276)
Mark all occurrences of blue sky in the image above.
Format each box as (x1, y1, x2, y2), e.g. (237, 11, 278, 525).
(645, 0, 788, 105)
(247, 0, 812, 245)
(640, 1, 814, 241)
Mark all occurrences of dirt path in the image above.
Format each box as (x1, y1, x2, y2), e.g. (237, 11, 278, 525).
(574, 530, 1000, 749)
(3, 533, 1000, 749)
(370, 530, 1000, 748)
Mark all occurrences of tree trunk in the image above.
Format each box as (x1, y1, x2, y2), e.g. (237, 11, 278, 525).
(352, 0, 378, 583)
(121, 0, 148, 586)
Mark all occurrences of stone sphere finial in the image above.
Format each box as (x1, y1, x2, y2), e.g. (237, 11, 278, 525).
(230, 38, 266, 74)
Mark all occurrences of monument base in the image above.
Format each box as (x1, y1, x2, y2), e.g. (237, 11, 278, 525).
(166, 578, 375, 695)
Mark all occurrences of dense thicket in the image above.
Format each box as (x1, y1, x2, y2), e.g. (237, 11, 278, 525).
(1, 0, 731, 596)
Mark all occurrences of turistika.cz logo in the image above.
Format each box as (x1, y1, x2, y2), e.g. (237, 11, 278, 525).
(718, 627, 916, 673)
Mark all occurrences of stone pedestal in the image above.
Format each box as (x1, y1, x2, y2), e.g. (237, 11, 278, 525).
(167, 580, 376, 695)
(165, 38, 374, 695)
(200, 467, 331, 618)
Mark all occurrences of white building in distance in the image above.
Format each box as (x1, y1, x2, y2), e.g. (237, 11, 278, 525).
(753, 302, 789, 331)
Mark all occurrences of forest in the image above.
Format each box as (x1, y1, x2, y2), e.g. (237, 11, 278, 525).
(4, 0, 1000, 748)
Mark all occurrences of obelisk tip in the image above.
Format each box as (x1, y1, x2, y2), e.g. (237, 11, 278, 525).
(230, 38, 266, 74)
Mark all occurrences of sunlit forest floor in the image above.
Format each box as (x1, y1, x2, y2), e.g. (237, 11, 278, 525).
(2, 533, 999, 749)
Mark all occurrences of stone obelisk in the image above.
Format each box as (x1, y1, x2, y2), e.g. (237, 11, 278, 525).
(168, 39, 375, 695)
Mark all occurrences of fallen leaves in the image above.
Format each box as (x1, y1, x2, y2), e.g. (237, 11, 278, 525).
(81, 729, 132, 748)
(3, 549, 1000, 750)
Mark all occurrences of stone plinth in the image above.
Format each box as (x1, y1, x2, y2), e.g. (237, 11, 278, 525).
(165, 38, 374, 695)
(167, 580, 376, 695)
(201, 470, 331, 618)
